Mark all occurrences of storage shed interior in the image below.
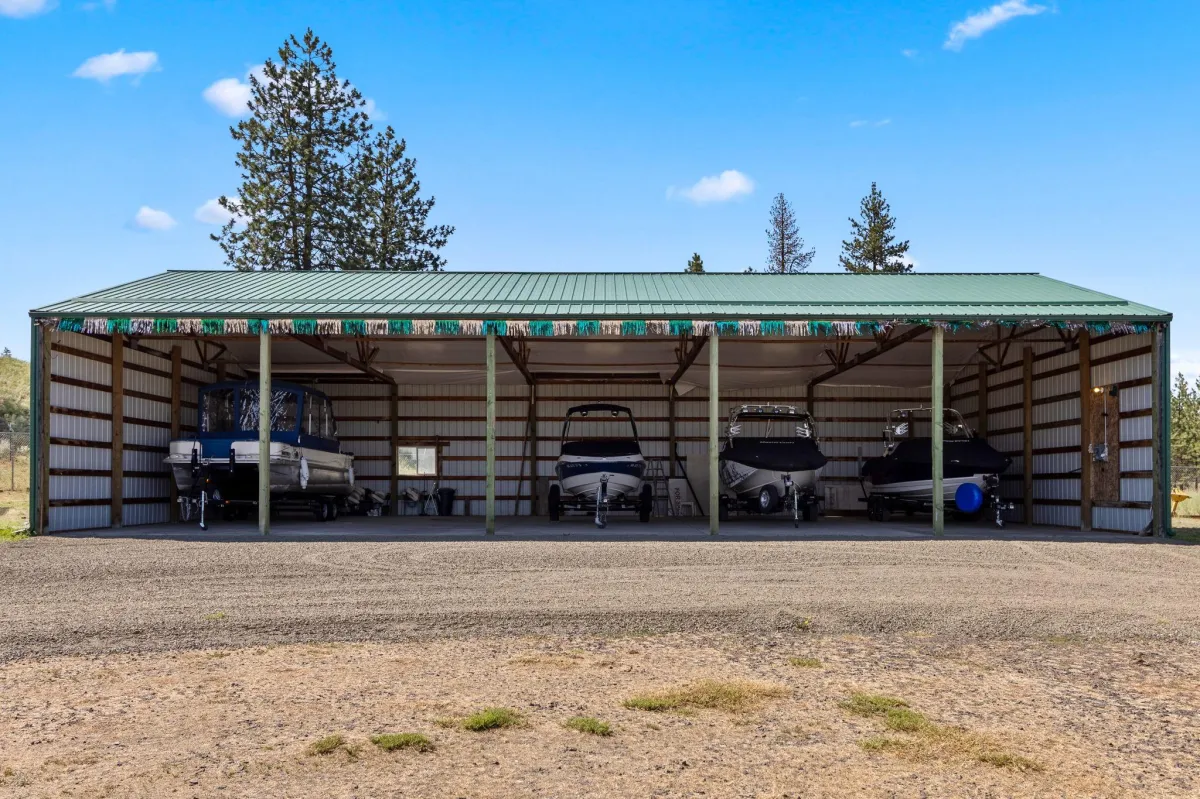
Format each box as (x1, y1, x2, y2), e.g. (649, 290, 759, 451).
(28, 270, 1172, 536)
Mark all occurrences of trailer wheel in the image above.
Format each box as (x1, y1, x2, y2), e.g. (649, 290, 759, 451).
(638, 484, 653, 523)
(548, 485, 561, 522)
(329, 502, 340, 522)
(757, 484, 779, 514)
(718, 495, 730, 522)
(313, 501, 332, 522)
(802, 501, 815, 522)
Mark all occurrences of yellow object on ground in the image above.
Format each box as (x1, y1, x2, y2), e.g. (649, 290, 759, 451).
(1171, 492, 1191, 516)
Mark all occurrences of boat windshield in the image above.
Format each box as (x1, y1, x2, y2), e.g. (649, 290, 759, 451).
(238, 389, 299, 433)
(885, 409, 971, 442)
(726, 406, 814, 440)
(561, 407, 638, 443)
(200, 388, 235, 433)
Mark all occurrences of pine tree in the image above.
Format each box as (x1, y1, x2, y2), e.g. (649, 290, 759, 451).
(213, 30, 451, 271)
(1173, 372, 1200, 489)
(348, 127, 454, 271)
(685, 252, 704, 273)
(765, 193, 815, 273)
(838, 182, 912, 273)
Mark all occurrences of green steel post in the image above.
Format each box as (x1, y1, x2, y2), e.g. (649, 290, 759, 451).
(486, 331, 496, 534)
(709, 334, 719, 535)
(1157, 323, 1172, 537)
(28, 320, 41, 535)
(258, 328, 271, 535)
(931, 326, 944, 535)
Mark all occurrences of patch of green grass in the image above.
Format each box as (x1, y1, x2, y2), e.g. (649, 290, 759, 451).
(839, 693, 909, 717)
(860, 735, 906, 753)
(371, 733, 434, 752)
(461, 707, 522, 732)
(883, 707, 932, 733)
(565, 716, 612, 736)
(203, 611, 227, 621)
(624, 680, 789, 714)
(306, 734, 346, 756)
(0, 526, 31, 542)
(788, 657, 822, 668)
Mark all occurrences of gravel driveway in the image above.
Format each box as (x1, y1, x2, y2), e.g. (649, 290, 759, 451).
(2, 532, 1199, 660)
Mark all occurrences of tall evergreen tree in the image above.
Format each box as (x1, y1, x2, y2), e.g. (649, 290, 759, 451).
(214, 30, 451, 271)
(765, 193, 815, 273)
(685, 252, 705, 273)
(1172, 372, 1200, 489)
(348, 127, 454, 271)
(838, 182, 912, 273)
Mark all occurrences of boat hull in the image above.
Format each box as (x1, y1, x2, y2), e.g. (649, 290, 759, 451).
(720, 459, 821, 501)
(166, 440, 354, 500)
(862, 473, 989, 505)
(555, 453, 645, 499)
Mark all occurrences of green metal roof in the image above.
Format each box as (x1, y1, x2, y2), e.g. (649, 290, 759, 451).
(31, 269, 1170, 321)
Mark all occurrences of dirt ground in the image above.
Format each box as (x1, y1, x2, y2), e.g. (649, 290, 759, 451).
(2, 534, 1199, 797)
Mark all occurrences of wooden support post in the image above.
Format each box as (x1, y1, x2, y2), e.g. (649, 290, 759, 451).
(1079, 330, 1092, 532)
(1023, 347, 1034, 526)
(110, 332, 124, 529)
(389, 382, 399, 516)
(169, 346, 181, 522)
(486, 331, 496, 534)
(527, 382, 538, 515)
(258, 328, 271, 535)
(33, 322, 51, 535)
(668, 385, 677, 477)
(1151, 324, 1165, 536)
(931, 326, 944, 535)
(977, 361, 988, 439)
(709, 335, 719, 535)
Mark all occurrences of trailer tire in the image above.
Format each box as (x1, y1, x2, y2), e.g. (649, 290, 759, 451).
(802, 501, 815, 522)
(314, 502, 332, 522)
(638, 484, 653, 523)
(757, 484, 779, 514)
(718, 495, 730, 522)
(548, 485, 561, 522)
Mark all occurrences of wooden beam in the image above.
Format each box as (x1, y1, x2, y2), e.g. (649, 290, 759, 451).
(531, 371, 663, 384)
(110, 332, 124, 529)
(931, 326, 944, 535)
(291, 334, 395, 384)
(527, 382, 538, 515)
(808, 325, 930, 390)
(709, 335, 719, 535)
(169, 345, 181, 522)
(1023, 346, 1034, 526)
(497, 335, 534, 386)
(486, 332, 496, 534)
(668, 385, 677, 477)
(975, 360, 989, 439)
(1079, 330, 1092, 531)
(389, 382, 399, 517)
(668, 335, 709, 386)
(258, 329, 271, 535)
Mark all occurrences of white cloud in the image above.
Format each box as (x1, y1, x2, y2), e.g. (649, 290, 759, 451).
(72, 49, 158, 82)
(900, 254, 920, 269)
(363, 97, 386, 121)
(944, 0, 1048, 51)
(133, 206, 176, 231)
(668, 170, 755, 204)
(850, 118, 891, 128)
(194, 197, 245, 226)
(81, 0, 116, 10)
(0, 0, 56, 18)
(1173, 351, 1200, 382)
(901, 49, 919, 58)
(202, 65, 264, 117)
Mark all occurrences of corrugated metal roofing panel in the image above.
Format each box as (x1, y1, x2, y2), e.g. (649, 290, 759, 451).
(31, 270, 1171, 321)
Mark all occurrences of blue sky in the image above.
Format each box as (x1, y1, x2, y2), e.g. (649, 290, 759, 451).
(1, 0, 1197, 375)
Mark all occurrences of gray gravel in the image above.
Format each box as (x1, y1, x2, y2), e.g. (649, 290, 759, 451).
(2, 532, 1199, 660)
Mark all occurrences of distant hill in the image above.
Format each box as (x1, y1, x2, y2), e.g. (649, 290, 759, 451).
(0, 350, 30, 432)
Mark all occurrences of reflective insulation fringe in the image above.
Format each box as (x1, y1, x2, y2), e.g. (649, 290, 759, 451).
(41, 316, 1158, 337)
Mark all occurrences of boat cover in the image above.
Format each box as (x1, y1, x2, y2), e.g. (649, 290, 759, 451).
(561, 440, 642, 458)
(719, 437, 827, 472)
(861, 437, 1012, 484)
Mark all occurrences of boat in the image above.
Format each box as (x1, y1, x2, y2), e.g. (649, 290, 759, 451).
(860, 407, 1012, 522)
(718, 404, 828, 522)
(166, 381, 355, 525)
(549, 403, 652, 527)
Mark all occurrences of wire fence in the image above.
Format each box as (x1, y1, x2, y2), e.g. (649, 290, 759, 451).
(0, 431, 30, 493)
(1173, 455, 1200, 518)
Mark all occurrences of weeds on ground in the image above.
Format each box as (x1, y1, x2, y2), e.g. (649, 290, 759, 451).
(461, 707, 523, 731)
(307, 735, 346, 756)
(565, 716, 612, 736)
(845, 693, 1042, 772)
(624, 680, 789, 713)
(203, 611, 227, 621)
(371, 733, 434, 752)
(788, 657, 822, 668)
(0, 526, 30, 542)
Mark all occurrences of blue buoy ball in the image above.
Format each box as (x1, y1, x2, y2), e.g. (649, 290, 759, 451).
(955, 482, 985, 514)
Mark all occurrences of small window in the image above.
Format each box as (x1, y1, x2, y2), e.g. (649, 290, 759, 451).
(397, 446, 438, 476)
(239, 389, 298, 432)
(200, 389, 235, 433)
